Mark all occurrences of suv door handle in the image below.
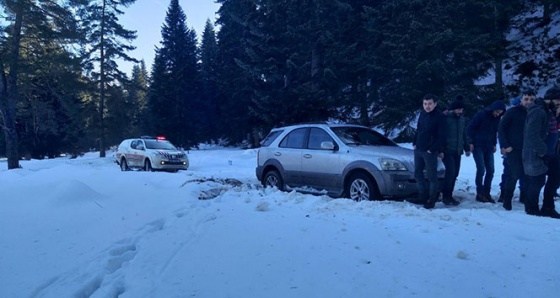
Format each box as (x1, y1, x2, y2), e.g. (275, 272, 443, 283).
(303, 154, 312, 159)
(274, 152, 281, 156)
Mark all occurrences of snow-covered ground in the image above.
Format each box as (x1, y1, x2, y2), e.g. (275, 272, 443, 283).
(1, 146, 559, 298)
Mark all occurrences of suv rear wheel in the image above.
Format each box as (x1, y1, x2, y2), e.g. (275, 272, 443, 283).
(263, 170, 284, 190)
(347, 172, 377, 201)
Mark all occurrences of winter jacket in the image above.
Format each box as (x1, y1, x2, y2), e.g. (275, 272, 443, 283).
(467, 100, 506, 149)
(413, 108, 446, 153)
(444, 113, 470, 155)
(522, 99, 551, 176)
(498, 104, 527, 152)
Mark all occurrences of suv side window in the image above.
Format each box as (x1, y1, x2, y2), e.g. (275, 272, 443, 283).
(279, 128, 308, 149)
(307, 128, 334, 150)
(260, 130, 283, 147)
(130, 140, 138, 149)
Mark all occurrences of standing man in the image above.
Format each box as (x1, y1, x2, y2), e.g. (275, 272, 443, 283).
(413, 94, 446, 209)
(441, 95, 471, 206)
(523, 86, 560, 218)
(467, 100, 506, 203)
(498, 89, 535, 210)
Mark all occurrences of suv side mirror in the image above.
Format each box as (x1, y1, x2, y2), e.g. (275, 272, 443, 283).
(321, 141, 336, 151)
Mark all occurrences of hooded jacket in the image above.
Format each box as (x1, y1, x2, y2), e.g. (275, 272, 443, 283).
(467, 100, 506, 149)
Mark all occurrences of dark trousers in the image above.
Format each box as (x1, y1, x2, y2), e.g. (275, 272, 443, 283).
(525, 155, 560, 212)
(472, 146, 495, 195)
(500, 155, 525, 194)
(414, 150, 439, 201)
(525, 174, 546, 213)
(543, 155, 560, 210)
(502, 151, 525, 203)
(442, 151, 461, 199)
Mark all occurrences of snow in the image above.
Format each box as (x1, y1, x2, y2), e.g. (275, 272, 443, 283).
(1, 146, 559, 297)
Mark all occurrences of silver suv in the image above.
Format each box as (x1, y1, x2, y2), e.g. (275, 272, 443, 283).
(256, 123, 445, 201)
(116, 136, 189, 172)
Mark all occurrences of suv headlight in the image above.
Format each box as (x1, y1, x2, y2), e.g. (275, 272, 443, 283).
(379, 158, 407, 171)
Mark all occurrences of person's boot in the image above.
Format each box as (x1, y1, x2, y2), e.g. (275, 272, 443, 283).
(423, 197, 437, 209)
(498, 190, 504, 203)
(540, 208, 560, 219)
(476, 192, 489, 203)
(525, 202, 540, 216)
(485, 192, 496, 203)
(442, 197, 460, 206)
(502, 198, 512, 211)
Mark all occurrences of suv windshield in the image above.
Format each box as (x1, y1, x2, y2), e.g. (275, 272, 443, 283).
(144, 139, 178, 150)
(331, 126, 397, 146)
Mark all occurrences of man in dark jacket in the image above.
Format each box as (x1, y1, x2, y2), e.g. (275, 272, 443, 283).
(413, 94, 446, 209)
(467, 100, 507, 203)
(441, 95, 471, 206)
(498, 89, 535, 210)
(523, 86, 560, 218)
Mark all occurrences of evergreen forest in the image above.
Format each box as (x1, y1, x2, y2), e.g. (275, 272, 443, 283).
(1, 0, 559, 169)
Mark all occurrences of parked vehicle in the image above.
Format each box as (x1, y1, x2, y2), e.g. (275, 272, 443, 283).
(115, 136, 189, 172)
(256, 123, 445, 201)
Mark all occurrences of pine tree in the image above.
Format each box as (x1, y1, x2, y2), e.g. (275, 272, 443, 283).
(147, 0, 199, 149)
(128, 60, 149, 136)
(16, 32, 88, 159)
(215, 0, 258, 145)
(226, 0, 351, 139)
(77, 0, 137, 157)
(0, 0, 80, 168)
(199, 20, 220, 141)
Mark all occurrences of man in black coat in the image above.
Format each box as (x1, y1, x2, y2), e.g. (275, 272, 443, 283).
(413, 94, 446, 209)
(498, 89, 535, 210)
(523, 86, 560, 218)
(467, 100, 506, 203)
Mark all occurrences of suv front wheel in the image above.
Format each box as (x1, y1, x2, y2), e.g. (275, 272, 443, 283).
(120, 158, 130, 171)
(263, 170, 284, 191)
(347, 172, 377, 201)
(144, 159, 153, 172)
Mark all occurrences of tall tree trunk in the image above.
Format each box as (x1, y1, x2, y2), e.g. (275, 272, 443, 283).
(99, 0, 107, 158)
(0, 3, 24, 169)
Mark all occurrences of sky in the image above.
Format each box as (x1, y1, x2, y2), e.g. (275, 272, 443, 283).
(1, 144, 559, 297)
(119, 0, 221, 74)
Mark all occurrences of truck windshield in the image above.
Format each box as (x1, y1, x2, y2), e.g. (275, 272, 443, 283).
(144, 140, 178, 150)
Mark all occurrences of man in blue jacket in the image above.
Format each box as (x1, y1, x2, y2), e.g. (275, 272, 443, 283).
(467, 100, 506, 203)
(413, 94, 446, 209)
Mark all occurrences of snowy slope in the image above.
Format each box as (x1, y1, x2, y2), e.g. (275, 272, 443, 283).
(0, 147, 559, 297)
